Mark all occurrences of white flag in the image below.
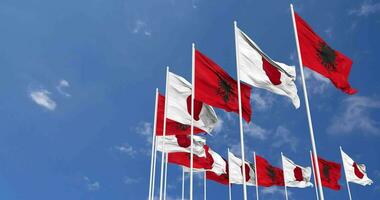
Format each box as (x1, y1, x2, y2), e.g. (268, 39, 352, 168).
(156, 135, 206, 157)
(341, 149, 373, 186)
(228, 152, 256, 186)
(236, 27, 300, 108)
(208, 148, 227, 175)
(167, 72, 218, 133)
(282, 154, 313, 188)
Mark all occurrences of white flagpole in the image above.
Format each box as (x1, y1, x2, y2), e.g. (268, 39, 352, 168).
(290, 4, 325, 200)
(163, 153, 168, 200)
(340, 146, 353, 200)
(310, 151, 320, 200)
(204, 171, 207, 200)
(234, 20, 248, 200)
(228, 148, 232, 200)
(281, 152, 289, 200)
(151, 127, 158, 200)
(182, 168, 185, 200)
(148, 89, 159, 200)
(159, 66, 170, 200)
(190, 43, 195, 200)
(254, 152, 259, 200)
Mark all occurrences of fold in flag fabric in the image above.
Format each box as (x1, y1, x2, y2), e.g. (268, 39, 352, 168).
(156, 94, 204, 136)
(236, 27, 300, 108)
(168, 145, 226, 176)
(294, 12, 357, 95)
(228, 152, 256, 186)
(317, 157, 342, 190)
(206, 162, 229, 185)
(341, 149, 373, 186)
(256, 155, 284, 187)
(167, 72, 218, 133)
(155, 135, 206, 157)
(195, 49, 252, 122)
(282, 154, 313, 188)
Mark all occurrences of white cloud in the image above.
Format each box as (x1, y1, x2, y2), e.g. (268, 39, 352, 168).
(349, 1, 380, 16)
(136, 122, 153, 143)
(29, 89, 57, 111)
(328, 96, 380, 135)
(272, 126, 298, 152)
(114, 144, 137, 157)
(244, 122, 269, 140)
(213, 118, 224, 134)
(261, 187, 291, 197)
(56, 79, 71, 97)
(324, 27, 333, 38)
(132, 20, 151, 36)
(251, 91, 275, 111)
(83, 176, 100, 191)
(303, 68, 330, 94)
(124, 176, 140, 184)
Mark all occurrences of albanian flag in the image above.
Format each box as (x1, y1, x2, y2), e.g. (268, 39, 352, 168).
(256, 155, 284, 187)
(317, 157, 342, 190)
(294, 12, 357, 95)
(195, 49, 252, 122)
(156, 94, 205, 136)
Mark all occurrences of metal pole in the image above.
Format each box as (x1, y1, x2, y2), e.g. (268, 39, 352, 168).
(340, 146, 353, 200)
(234, 20, 248, 200)
(310, 151, 320, 200)
(254, 152, 259, 200)
(182, 168, 185, 200)
(163, 153, 168, 200)
(190, 43, 195, 200)
(290, 4, 324, 200)
(281, 152, 289, 200)
(204, 171, 207, 200)
(148, 89, 159, 200)
(228, 148, 232, 200)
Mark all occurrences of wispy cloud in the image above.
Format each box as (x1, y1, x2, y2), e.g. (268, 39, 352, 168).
(251, 91, 275, 111)
(124, 176, 141, 184)
(56, 79, 71, 97)
(303, 68, 330, 94)
(261, 187, 291, 198)
(272, 126, 298, 152)
(132, 20, 151, 36)
(327, 96, 380, 135)
(29, 89, 57, 111)
(113, 143, 137, 157)
(244, 122, 269, 140)
(324, 27, 333, 38)
(349, 1, 380, 16)
(136, 122, 153, 143)
(83, 176, 100, 191)
(213, 118, 224, 134)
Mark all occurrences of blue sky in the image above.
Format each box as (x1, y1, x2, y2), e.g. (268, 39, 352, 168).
(0, 0, 380, 199)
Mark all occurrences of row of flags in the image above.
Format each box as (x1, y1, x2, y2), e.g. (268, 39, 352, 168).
(156, 135, 373, 189)
(147, 4, 366, 200)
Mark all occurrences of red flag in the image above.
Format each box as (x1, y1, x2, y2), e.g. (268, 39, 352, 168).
(195, 49, 252, 122)
(294, 12, 357, 95)
(256, 155, 284, 187)
(317, 157, 341, 190)
(156, 94, 204, 136)
(206, 162, 229, 185)
(168, 145, 213, 170)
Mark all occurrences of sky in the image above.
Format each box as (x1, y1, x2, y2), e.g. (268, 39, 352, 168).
(0, 0, 380, 199)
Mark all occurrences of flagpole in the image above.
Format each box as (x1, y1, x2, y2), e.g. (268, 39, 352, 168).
(340, 146, 353, 200)
(254, 151, 259, 200)
(148, 89, 159, 200)
(228, 148, 232, 200)
(151, 136, 158, 200)
(163, 153, 168, 200)
(281, 152, 289, 200)
(182, 168, 185, 200)
(290, 4, 325, 200)
(310, 151, 320, 200)
(234, 20, 248, 200)
(204, 171, 207, 200)
(159, 66, 170, 200)
(190, 43, 195, 200)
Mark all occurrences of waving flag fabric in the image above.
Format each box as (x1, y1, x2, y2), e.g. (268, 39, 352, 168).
(156, 94, 204, 135)
(282, 154, 313, 188)
(167, 72, 218, 133)
(228, 151, 256, 186)
(206, 162, 229, 185)
(294, 12, 357, 95)
(236, 27, 300, 108)
(317, 157, 342, 190)
(155, 135, 206, 157)
(256, 155, 284, 187)
(195, 49, 252, 122)
(341, 149, 373, 186)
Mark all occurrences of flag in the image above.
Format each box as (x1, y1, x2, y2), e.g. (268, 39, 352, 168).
(156, 94, 204, 136)
(155, 135, 206, 157)
(282, 154, 313, 188)
(168, 145, 226, 175)
(195, 49, 252, 122)
(341, 149, 373, 186)
(228, 151, 256, 186)
(167, 72, 218, 133)
(206, 162, 229, 185)
(317, 157, 342, 190)
(294, 12, 357, 95)
(256, 155, 284, 187)
(236, 27, 300, 108)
